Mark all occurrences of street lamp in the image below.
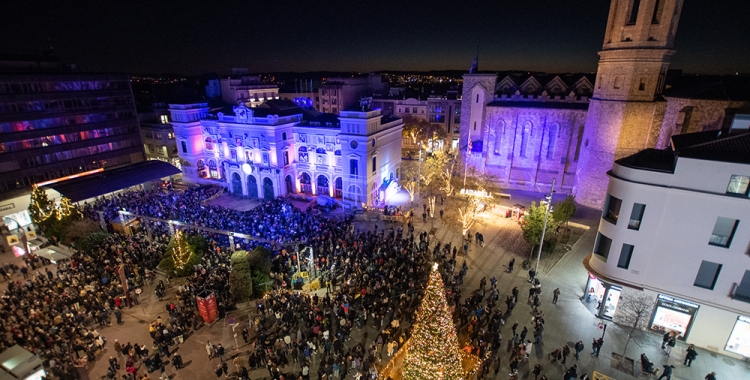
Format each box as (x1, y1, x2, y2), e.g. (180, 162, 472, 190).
(416, 142, 422, 205)
(534, 178, 555, 274)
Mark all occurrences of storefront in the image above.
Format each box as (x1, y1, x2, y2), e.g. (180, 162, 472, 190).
(649, 294, 700, 340)
(583, 273, 622, 320)
(726, 315, 750, 358)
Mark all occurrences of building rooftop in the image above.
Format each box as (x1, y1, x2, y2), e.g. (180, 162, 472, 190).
(617, 130, 750, 173)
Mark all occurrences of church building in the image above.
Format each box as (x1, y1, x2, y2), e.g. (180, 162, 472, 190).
(460, 0, 750, 208)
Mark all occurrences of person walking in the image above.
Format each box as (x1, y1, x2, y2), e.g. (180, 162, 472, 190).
(661, 332, 671, 349)
(574, 341, 584, 361)
(562, 344, 570, 364)
(532, 364, 542, 380)
(528, 269, 536, 283)
(705, 371, 716, 380)
(508, 258, 515, 273)
(684, 344, 697, 366)
(664, 335, 676, 356)
(114, 307, 123, 324)
(206, 341, 215, 360)
(216, 343, 226, 362)
(552, 288, 561, 304)
(657, 364, 674, 380)
(439, 209, 444, 219)
(215, 364, 223, 378)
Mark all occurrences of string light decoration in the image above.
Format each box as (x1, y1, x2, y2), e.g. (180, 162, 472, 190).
(28, 185, 55, 223)
(170, 230, 193, 270)
(56, 197, 82, 221)
(402, 263, 464, 380)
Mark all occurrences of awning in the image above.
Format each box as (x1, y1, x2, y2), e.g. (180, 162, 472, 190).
(0, 345, 43, 379)
(43, 161, 181, 202)
(35, 245, 75, 262)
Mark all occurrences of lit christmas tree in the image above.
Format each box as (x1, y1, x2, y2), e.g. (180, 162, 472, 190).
(403, 263, 464, 380)
(169, 230, 193, 271)
(28, 185, 55, 223)
(56, 197, 82, 221)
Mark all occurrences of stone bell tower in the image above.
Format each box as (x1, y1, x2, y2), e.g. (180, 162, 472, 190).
(575, 0, 684, 208)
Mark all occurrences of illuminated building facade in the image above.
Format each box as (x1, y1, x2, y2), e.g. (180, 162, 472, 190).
(219, 75, 279, 108)
(0, 59, 144, 195)
(170, 100, 403, 208)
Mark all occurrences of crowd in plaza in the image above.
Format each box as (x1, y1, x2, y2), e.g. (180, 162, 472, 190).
(0, 186, 721, 380)
(0, 233, 166, 379)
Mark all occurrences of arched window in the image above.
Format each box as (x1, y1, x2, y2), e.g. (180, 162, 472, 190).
(519, 122, 531, 158)
(205, 137, 213, 151)
(493, 120, 504, 155)
(208, 159, 219, 179)
(208, 159, 217, 169)
(546, 123, 558, 159)
(372, 156, 377, 173)
(196, 159, 205, 170)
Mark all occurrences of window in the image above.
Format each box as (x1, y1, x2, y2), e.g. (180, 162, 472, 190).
(628, 203, 646, 230)
(727, 175, 750, 196)
(618, 244, 634, 269)
(603, 194, 622, 224)
(283, 151, 289, 165)
(413, 107, 418, 114)
(519, 123, 530, 157)
(181, 141, 187, 153)
(350, 159, 358, 176)
(473, 121, 477, 131)
(594, 232, 613, 260)
(282, 132, 287, 140)
(205, 137, 213, 151)
(476, 94, 479, 103)
(160, 115, 169, 124)
(627, 0, 641, 25)
(694, 261, 722, 290)
(613, 77, 622, 89)
(371, 156, 377, 173)
(651, 0, 664, 24)
(638, 79, 646, 91)
(546, 124, 558, 159)
(493, 121, 503, 155)
(733, 271, 750, 302)
(709, 217, 739, 248)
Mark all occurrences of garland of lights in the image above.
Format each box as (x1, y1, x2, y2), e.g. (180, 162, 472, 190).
(170, 230, 192, 270)
(29, 185, 55, 223)
(402, 263, 464, 380)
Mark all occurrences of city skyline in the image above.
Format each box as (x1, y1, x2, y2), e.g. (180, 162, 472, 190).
(2, 0, 749, 75)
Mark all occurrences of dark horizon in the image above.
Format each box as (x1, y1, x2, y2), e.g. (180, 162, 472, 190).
(2, 0, 748, 76)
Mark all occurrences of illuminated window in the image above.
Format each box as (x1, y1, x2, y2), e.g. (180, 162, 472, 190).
(603, 194, 622, 224)
(160, 115, 169, 124)
(727, 175, 750, 196)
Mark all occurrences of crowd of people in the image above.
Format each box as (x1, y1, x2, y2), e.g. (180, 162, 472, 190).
(0, 186, 719, 380)
(0, 233, 166, 379)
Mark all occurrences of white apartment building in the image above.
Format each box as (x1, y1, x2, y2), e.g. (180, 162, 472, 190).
(584, 129, 750, 359)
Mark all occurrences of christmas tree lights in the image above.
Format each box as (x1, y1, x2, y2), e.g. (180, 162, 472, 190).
(402, 263, 464, 380)
(56, 197, 82, 221)
(170, 230, 192, 270)
(28, 185, 55, 223)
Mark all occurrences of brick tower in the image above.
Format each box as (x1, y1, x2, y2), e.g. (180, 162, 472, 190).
(575, 0, 683, 208)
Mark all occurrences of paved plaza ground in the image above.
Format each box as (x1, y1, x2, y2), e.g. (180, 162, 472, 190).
(3, 189, 748, 380)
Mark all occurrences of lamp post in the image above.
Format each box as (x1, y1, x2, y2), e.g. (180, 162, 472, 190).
(534, 178, 555, 274)
(416, 142, 422, 205)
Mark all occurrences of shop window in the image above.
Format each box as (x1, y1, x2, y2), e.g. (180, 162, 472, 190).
(694, 260, 722, 290)
(628, 203, 646, 230)
(727, 175, 750, 196)
(594, 233, 613, 261)
(709, 217, 739, 248)
(726, 316, 750, 357)
(602, 194, 622, 224)
(617, 244, 634, 269)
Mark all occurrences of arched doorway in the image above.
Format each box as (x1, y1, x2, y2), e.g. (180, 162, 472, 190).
(231, 173, 242, 195)
(285, 175, 294, 194)
(317, 175, 329, 196)
(300, 172, 312, 194)
(371, 181, 379, 205)
(247, 175, 258, 198)
(334, 177, 342, 198)
(263, 178, 274, 200)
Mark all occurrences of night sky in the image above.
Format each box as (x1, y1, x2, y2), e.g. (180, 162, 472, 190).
(2, 0, 748, 75)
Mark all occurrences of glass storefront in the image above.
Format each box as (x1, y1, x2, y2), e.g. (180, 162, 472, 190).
(726, 315, 750, 357)
(583, 273, 622, 320)
(649, 294, 699, 340)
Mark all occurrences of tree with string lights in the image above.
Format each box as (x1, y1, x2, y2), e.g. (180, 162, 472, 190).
(402, 263, 464, 380)
(169, 230, 194, 273)
(28, 185, 55, 224)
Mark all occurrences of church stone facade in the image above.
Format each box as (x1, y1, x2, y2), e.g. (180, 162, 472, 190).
(460, 0, 750, 208)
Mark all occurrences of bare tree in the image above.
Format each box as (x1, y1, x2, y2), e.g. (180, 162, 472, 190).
(615, 292, 655, 365)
